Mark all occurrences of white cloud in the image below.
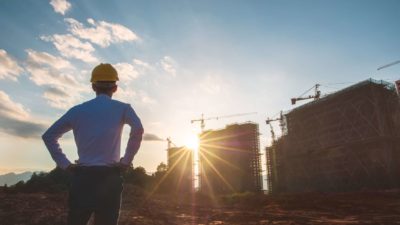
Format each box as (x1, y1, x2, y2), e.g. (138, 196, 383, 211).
(0, 49, 23, 81)
(113, 87, 156, 105)
(0, 90, 45, 138)
(25, 49, 87, 109)
(160, 56, 177, 77)
(49, 0, 71, 15)
(113, 86, 137, 103)
(25, 49, 72, 70)
(41, 34, 98, 63)
(43, 86, 79, 109)
(199, 75, 223, 94)
(65, 18, 139, 47)
(114, 63, 140, 81)
(114, 59, 152, 82)
(138, 90, 156, 104)
(0, 91, 29, 121)
(133, 59, 151, 69)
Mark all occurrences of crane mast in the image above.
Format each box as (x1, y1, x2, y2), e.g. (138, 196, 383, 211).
(266, 111, 284, 143)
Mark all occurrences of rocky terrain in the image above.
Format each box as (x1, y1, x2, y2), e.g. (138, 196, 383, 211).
(1, 186, 400, 225)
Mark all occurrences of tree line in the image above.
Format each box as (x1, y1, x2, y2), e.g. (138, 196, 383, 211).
(2, 162, 170, 194)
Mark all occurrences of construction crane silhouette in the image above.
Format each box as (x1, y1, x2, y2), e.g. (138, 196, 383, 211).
(166, 137, 176, 149)
(266, 111, 284, 143)
(377, 60, 400, 71)
(191, 112, 257, 132)
(291, 84, 321, 105)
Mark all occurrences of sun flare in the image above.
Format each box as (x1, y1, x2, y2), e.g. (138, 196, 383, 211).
(185, 134, 199, 151)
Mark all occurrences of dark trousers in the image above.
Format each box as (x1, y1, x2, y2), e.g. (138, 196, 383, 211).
(67, 166, 123, 225)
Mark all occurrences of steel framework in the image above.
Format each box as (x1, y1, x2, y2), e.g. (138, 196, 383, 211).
(267, 79, 400, 193)
(199, 123, 262, 194)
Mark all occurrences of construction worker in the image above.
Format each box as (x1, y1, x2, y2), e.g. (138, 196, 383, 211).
(42, 63, 144, 225)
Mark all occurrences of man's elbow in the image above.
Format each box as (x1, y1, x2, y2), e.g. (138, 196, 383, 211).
(41, 132, 48, 142)
(137, 126, 144, 136)
(41, 130, 52, 143)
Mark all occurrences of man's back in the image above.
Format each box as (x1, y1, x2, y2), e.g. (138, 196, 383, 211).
(70, 95, 140, 166)
(42, 63, 144, 225)
(42, 94, 143, 169)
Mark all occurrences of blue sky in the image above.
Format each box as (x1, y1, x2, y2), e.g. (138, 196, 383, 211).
(0, 0, 399, 185)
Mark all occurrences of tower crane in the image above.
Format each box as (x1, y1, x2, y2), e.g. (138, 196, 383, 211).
(291, 84, 321, 105)
(377, 60, 400, 71)
(191, 112, 257, 132)
(166, 137, 176, 149)
(266, 111, 284, 143)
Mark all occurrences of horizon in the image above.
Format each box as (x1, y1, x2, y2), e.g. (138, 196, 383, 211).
(0, 0, 399, 190)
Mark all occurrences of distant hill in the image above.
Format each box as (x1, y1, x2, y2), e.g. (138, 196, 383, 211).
(0, 172, 35, 186)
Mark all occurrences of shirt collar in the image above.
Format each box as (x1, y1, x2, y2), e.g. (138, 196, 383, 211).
(96, 94, 111, 99)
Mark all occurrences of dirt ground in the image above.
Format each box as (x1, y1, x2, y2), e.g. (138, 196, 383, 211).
(1, 186, 400, 225)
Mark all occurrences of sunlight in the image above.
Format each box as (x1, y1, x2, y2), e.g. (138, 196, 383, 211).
(185, 134, 199, 152)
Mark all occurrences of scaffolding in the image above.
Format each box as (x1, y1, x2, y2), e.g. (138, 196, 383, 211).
(267, 79, 400, 193)
(199, 122, 262, 194)
(166, 146, 194, 193)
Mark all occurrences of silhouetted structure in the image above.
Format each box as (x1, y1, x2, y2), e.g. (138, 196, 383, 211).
(166, 146, 194, 193)
(267, 79, 400, 193)
(199, 123, 262, 194)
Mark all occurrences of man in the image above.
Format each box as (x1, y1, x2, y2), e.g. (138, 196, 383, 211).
(42, 63, 144, 225)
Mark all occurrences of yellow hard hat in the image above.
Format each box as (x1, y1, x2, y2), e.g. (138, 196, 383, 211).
(90, 63, 119, 83)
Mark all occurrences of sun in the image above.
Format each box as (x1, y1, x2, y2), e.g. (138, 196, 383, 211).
(185, 134, 199, 151)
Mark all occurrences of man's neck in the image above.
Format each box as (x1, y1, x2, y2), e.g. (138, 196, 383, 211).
(96, 93, 113, 98)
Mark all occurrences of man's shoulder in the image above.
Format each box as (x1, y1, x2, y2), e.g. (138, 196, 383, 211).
(71, 97, 132, 112)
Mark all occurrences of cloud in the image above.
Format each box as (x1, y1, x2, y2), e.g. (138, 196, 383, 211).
(133, 59, 151, 69)
(114, 63, 140, 81)
(138, 90, 156, 104)
(113, 86, 156, 106)
(65, 18, 139, 47)
(25, 49, 79, 88)
(160, 56, 177, 77)
(199, 74, 223, 94)
(49, 0, 71, 15)
(41, 34, 97, 63)
(42, 86, 79, 109)
(113, 86, 136, 103)
(114, 59, 152, 82)
(0, 49, 23, 81)
(24, 49, 86, 109)
(0, 90, 46, 138)
(25, 49, 72, 70)
(143, 133, 164, 141)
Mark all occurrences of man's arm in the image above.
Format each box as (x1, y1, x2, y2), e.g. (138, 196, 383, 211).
(42, 109, 74, 170)
(120, 104, 144, 166)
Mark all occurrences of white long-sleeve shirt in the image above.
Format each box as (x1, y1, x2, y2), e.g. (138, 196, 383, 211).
(42, 94, 144, 169)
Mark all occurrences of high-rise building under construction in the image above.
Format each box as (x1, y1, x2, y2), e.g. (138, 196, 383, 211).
(266, 79, 400, 193)
(199, 122, 262, 194)
(166, 146, 194, 193)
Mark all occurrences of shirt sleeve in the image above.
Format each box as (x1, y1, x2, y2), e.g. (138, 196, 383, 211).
(120, 104, 144, 165)
(42, 109, 74, 169)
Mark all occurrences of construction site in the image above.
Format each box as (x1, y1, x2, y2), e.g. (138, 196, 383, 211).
(165, 145, 194, 193)
(198, 122, 263, 194)
(266, 79, 400, 193)
(165, 120, 263, 195)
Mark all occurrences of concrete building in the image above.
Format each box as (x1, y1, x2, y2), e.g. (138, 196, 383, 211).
(199, 122, 262, 194)
(166, 146, 194, 193)
(266, 79, 400, 193)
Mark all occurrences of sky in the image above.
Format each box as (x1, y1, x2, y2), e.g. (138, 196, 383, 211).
(0, 0, 399, 183)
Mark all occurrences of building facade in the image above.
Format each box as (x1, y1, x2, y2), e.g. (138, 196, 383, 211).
(199, 123, 262, 194)
(267, 79, 400, 193)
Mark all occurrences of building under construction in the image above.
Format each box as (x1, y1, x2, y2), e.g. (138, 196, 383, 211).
(166, 146, 194, 193)
(266, 79, 400, 193)
(199, 122, 262, 194)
